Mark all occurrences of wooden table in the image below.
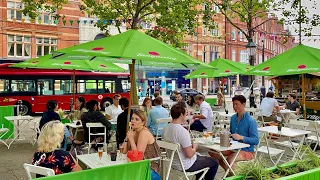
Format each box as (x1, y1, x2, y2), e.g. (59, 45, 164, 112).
(195, 137, 250, 178)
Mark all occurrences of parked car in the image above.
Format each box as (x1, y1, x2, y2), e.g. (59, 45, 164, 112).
(170, 88, 203, 101)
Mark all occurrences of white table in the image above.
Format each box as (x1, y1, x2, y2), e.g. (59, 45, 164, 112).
(77, 152, 128, 169)
(279, 109, 297, 123)
(65, 121, 83, 138)
(195, 137, 250, 178)
(4, 115, 34, 146)
(258, 126, 311, 160)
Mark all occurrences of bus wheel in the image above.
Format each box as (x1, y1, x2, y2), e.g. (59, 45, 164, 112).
(101, 98, 113, 111)
(14, 101, 31, 115)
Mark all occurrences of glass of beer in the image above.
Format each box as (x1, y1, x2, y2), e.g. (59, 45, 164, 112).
(98, 147, 103, 164)
(119, 143, 124, 160)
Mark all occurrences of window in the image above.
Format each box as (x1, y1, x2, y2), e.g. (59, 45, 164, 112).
(203, 45, 207, 62)
(203, 26, 207, 36)
(213, 5, 220, 13)
(231, 29, 236, 40)
(209, 46, 219, 62)
(54, 80, 73, 95)
(239, 31, 243, 41)
(104, 80, 115, 93)
(188, 44, 193, 55)
(7, 34, 31, 58)
(11, 80, 36, 92)
(141, 21, 151, 29)
(240, 50, 248, 63)
(210, 27, 219, 36)
(36, 37, 57, 57)
(37, 79, 53, 95)
(232, 49, 236, 61)
(209, 29, 214, 36)
(0, 79, 10, 93)
(7, 1, 24, 21)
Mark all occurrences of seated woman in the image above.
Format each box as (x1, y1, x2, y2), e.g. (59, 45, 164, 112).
(122, 110, 160, 180)
(32, 121, 82, 177)
(39, 100, 81, 150)
(209, 95, 258, 174)
(81, 100, 112, 148)
(140, 97, 152, 115)
(186, 95, 199, 111)
(162, 104, 219, 180)
(68, 97, 87, 120)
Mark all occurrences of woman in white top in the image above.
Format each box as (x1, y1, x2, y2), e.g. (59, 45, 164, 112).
(162, 104, 219, 180)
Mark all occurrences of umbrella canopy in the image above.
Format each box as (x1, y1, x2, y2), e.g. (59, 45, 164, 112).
(245, 44, 320, 76)
(53, 30, 211, 68)
(10, 54, 126, 72)
(184, 58, 253, 79)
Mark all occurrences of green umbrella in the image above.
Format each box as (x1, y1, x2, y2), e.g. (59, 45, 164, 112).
(10, 54, 126, 72)
(53, 30, 211, 68)
(184, 58, 253, 79)
(245, 44, 320, 76)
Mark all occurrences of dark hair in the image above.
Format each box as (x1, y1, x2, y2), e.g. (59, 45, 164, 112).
(232, 95, 246, 104)
(142, 97, 151, 106)
(154, 91, 160, 98)
(266, 91, 274, 98)
(77, 96, 86, 110)
(170, 104, 186, 119)
(113, 94, 121, 99)
(289, 93, 296, 99)
(46, 100, 58, 111)
(175, 92, 182, 96)
(187, 95, 195, 106)
(119, 98, 129, 108)
(154, 97, 163, 106)
(176, 100, 187, 108)
(86, 99, 99, 111)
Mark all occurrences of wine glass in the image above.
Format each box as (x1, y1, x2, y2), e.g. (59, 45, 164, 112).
(98, 147, 104, 165)
(119, 143, 124, 160)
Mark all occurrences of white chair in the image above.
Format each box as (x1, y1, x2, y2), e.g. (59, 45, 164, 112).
(23, 163, 55, 179)
(157, 140, 209, 180)
(87, 122, 107, 154)
(304, 120, 320, 152)
(30, 121, 40, 146)
(0, 124, 10, 149)
(155, 118, 172, 140)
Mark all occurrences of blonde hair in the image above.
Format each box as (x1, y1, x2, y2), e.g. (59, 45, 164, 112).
(37, 121, 64, 152)
(133, 110, 148, 126)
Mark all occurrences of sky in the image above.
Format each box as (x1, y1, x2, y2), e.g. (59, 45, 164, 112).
(275, 0, 320, 48)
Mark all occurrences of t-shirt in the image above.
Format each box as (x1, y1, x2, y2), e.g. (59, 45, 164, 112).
(162, 123, 197, 171)
(199, 101, 213, 130)
(32, 150, 76, 177)
(260, 97, 279, 117)
(286, 100, 300, 112)
(105, 104, 123, 120)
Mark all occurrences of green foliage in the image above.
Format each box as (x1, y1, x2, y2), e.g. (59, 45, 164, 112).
(21, 0, 202, 48)
(236, 159, 271, 180)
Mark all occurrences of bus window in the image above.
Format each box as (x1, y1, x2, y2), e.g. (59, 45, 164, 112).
(77, 80, 97, 94)
(0, 79, 10, 93)
(54, 80, 73, 95)
(104, 80, 115, 93)
(11, 80, 36, 92)
(121, 80, 130, 92)
(38, 79, 53, 95)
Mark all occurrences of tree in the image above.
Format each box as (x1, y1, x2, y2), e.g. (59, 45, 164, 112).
(21, 0, 202, 105)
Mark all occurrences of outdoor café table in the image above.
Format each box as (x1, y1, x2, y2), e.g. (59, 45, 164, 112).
(65, 121, 83, 138)
(194, 137, 250, 178)
(77, 152, 128, 169)
(4, 115, 34, 145)
(278, 109, 297, 124)
(258, 126, 311, 161)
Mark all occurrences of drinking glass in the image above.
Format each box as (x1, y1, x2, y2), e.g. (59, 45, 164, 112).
(98, 147, 104, 164)
(119, 143, 124, 160)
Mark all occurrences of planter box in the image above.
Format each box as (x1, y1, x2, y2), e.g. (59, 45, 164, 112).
(224, 162, 320, 180)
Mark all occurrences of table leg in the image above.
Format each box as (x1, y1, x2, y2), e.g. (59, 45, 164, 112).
(220, 150, 239, 179)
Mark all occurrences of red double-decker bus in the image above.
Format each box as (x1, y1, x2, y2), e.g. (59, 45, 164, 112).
(0, 64, 130, 115)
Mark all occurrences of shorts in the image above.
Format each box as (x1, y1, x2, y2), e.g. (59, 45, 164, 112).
(223, 150, 254, 160)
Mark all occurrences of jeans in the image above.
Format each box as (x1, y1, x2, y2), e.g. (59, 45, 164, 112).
(190, 121, 207, 132)
(151, 169, 160, 180)
(61, 126, 72, 151)
(186, 155, 219, 180)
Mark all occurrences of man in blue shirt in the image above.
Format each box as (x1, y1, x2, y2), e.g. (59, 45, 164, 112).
(147, 96, 169, 136)
(209, 95, 258, 173)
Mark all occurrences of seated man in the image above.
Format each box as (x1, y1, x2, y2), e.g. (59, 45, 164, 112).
(116, 98, 132, 148)
(259, 91, 280, 122)
(190, 94, 213, 132)
(175, 92, 188, 108)
(209, 95, 258, 173)
(105, 94, 123, 120)
(162, 104, 219, 180)
(152, 91, 160, 106)
(147, 97, 169, 136)
(283, 93, 300, 119)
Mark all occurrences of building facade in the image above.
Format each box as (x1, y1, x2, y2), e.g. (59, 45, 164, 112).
(0, 0, 82, 63)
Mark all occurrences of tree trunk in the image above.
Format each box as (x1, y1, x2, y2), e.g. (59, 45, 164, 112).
(129, 63, 138, 105)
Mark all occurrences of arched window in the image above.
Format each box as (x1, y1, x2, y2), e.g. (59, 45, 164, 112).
(94, 34, 106, 40)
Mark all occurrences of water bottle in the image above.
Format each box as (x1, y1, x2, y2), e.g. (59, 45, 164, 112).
(220, 125, 230, 147)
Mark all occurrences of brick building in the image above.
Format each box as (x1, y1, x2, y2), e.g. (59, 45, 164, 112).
(0, 0, 82, 63)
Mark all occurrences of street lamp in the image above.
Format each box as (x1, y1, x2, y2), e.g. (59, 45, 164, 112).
(246, 41, 257, 58)
(246, 41, 257, 108)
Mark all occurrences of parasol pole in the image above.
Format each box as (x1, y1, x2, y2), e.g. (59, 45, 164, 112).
(126, 59, 136, 133)
(302, 74, 306, 119)
(71, 69, 76, 111)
